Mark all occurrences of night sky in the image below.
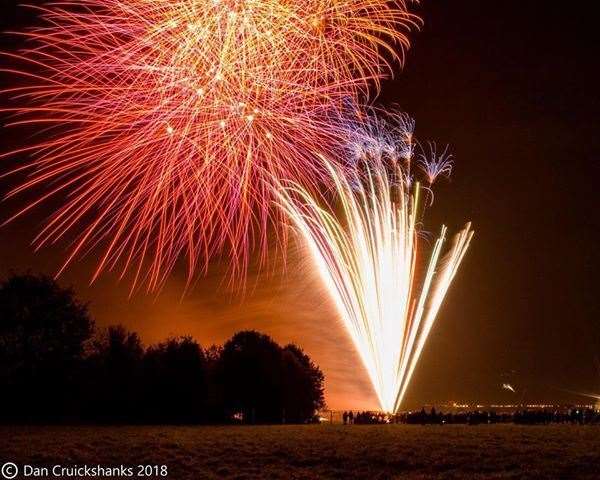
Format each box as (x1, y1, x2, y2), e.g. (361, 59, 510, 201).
(1, 1, 599, 410)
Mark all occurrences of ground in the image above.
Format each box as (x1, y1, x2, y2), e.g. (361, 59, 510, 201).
(1, 425, 599, 479)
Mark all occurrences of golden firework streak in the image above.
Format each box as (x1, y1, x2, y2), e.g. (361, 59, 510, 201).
(278, 160, 473, 412)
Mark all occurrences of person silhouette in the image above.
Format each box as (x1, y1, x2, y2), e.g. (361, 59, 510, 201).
(348, 410, 354, 425)
(343, 411, 348, 425)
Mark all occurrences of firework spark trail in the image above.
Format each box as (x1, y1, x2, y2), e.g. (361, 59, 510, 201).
(278, 113, 473, 413)
(0, 1, 419, 290)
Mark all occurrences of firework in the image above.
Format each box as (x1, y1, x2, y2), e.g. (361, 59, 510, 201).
(0, 1, 419, 290)
(418, 143, 453, 185)
(278, 114, 473, 412)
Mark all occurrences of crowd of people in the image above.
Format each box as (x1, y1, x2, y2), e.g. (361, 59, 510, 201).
(512, 408, 600, 425)
(400, 407, 600, 425)
(339, 407, 600, 425)
(342, 411, 390, 425)
(342, 411, 390, 424)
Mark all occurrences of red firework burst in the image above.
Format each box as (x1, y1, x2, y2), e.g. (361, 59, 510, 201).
(1, 0, 418, 290)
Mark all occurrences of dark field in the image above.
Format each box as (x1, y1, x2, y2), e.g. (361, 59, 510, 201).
(1, 425, 600, 479)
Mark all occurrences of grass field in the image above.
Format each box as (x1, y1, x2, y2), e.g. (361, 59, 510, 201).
(1, 424, 599, 479)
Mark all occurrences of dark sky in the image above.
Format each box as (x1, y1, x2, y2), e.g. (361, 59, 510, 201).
(1, 1, 599, 409)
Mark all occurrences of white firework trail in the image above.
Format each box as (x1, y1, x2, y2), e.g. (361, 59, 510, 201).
(278, 157, 473, 413)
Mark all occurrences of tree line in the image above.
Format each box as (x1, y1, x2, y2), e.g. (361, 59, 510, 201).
(0, 274, 325, 424)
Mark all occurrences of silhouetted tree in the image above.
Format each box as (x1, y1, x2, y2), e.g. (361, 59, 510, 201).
(204, 344, 226, 422)
(0, 275, 326, 424)
(282, 344, 325, 423)
(142, 336, 207, 423)
(0, 274, 94, 422)
(217, 331, 325, 424)
(85, 325, 144, 422)
(218, 331, 284, 423)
